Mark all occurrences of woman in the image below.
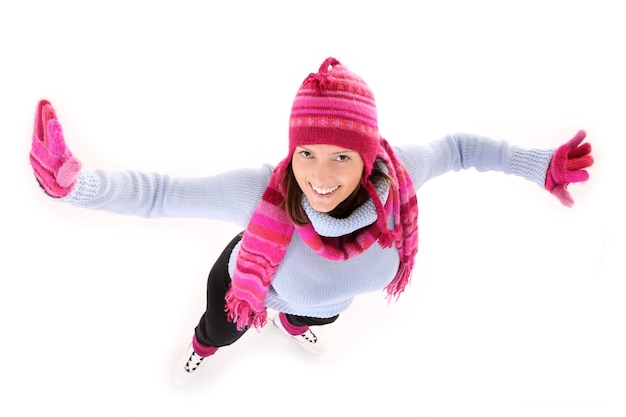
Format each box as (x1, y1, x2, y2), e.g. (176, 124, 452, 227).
(29, 57, 593, 387)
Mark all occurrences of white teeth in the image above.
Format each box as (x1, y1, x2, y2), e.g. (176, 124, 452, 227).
(312, 185, 339, 195)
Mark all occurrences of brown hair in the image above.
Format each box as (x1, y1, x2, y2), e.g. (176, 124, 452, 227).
(281, 162, 394, 226)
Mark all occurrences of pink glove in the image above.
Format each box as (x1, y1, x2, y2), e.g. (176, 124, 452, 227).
(30, 100, 81, 198)
(545, 130, 593, 207)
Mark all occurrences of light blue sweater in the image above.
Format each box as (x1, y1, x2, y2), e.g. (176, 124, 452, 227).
(61, 133, 554, 318)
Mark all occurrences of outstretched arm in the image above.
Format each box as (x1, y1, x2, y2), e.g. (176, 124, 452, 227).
(29, 100, 271, 225)
(395, 131, 593, 206)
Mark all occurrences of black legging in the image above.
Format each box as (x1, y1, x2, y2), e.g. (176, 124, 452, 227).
(194, 232, 339, 348)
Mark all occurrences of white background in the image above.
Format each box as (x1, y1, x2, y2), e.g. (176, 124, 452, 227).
(1, 1, 624, 416)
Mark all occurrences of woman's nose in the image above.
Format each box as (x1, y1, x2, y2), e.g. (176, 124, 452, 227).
(311, 161, 331, 182)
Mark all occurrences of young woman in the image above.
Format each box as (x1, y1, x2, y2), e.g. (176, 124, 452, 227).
(29, 57, 593, 387)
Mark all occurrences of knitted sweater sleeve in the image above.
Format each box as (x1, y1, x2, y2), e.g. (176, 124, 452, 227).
(59, 165, 273, 226)
(394, 133, 554, 190)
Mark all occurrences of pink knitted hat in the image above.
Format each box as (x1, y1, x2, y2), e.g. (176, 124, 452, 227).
(287, 57, 393, 241)
(289, 57, 380, 175)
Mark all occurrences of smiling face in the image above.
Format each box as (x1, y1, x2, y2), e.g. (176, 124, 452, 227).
(291, 144, 365, 213)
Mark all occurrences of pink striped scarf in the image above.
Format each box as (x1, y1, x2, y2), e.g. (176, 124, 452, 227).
(225, 139, 418, 330)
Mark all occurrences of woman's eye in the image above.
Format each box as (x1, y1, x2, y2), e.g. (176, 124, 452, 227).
(299, 151, 312, 158)
(336, 155, 350, 162)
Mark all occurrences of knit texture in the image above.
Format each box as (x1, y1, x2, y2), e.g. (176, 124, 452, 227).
(510, 147, 555, 187)
(289, 58, 380, 171)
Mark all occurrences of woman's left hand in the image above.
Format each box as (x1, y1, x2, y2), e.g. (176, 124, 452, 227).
(545, 130, 593, 207)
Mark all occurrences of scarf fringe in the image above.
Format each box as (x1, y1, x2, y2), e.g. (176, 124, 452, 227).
(385, 262, 413, 302)
(224, 290, 268, 331)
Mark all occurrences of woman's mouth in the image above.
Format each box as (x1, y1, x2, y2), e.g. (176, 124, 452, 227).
(311, 184, 339, 196)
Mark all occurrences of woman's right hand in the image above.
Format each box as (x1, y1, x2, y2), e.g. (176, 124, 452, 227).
(30, 99, 81, 198)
